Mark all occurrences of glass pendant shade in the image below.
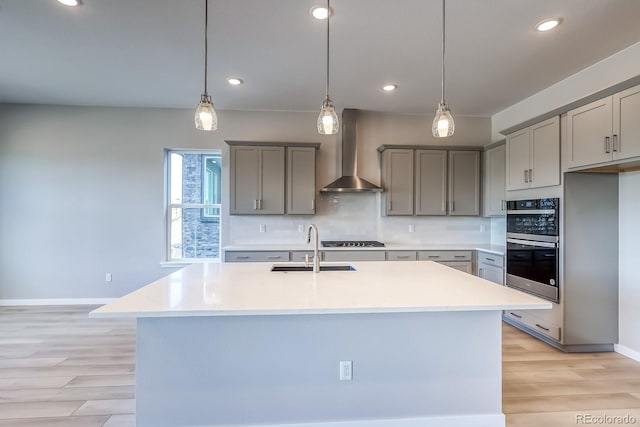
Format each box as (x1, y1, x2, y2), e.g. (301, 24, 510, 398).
(317, 98, 339, 134)
(432, 102, 455, 138)
(195, 94, 218, 131)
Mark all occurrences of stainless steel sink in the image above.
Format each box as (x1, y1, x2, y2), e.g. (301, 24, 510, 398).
(271, 264, 356, 272)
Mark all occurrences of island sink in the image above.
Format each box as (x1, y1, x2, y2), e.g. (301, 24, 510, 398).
(271, 264, 356, 272)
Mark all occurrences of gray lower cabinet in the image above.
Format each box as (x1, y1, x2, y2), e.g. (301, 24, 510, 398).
(287, 146, 316, 215)
(323, 251, 386, 262)
(290, 251, 316, 262)
(225, 251, 290, 262)
(476, 251, 504, 285)
(386, 251, 417, 261)
(230, 146, 285, 215)
(379, 146, 480, 217)
(418, 250, 473, 274)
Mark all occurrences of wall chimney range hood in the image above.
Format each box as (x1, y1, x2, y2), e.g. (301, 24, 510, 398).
(320, 109, 383, 193)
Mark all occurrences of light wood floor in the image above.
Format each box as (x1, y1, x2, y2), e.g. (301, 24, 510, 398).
(1, 306, 639, 426)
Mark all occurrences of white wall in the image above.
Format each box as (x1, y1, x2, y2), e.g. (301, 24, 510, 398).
(0, 104, 491, 300)
(619, 171, 640, 355)
(491, 41, 640, 355)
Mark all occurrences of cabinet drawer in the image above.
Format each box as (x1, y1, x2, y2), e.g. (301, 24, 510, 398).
(438, 261, 473, 275)
(225, 251, 290, 262)
(386, 251, 417, 261)
(504, 310, 561, 341)
(323, 251, 386, 262)
(290, 251, 317, 262)
(418, 251, 473, 262)
(477, 252, 503, 268)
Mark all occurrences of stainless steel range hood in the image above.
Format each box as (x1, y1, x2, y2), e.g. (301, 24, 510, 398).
(320, 109, 383, 193)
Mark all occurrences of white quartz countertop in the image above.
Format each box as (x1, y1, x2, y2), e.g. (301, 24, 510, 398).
(91, 261, 548, 318)
(223, 243, 506, 256)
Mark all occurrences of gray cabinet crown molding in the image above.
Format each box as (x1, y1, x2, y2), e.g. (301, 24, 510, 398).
(498, 74, 640, 137)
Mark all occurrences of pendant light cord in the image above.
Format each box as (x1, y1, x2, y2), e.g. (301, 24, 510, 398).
(441, 0, 446, 104)
(325, 0, 331, 100)
(204, 0, 209, 96)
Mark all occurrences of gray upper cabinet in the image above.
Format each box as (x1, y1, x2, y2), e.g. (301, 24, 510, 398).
(483, 144, 506, 217)
(379, 146, 480, 217)
(567, 83, 640, 169)
(381, 149, 414, 216)
(448, 150, 480, 216)
(415, 150, 447, 215)
(230, 146, 285, 215)
(287, 146, 316, 215)
(506, 116, 560, 191)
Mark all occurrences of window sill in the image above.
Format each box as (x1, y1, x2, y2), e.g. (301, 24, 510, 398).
(160, 258, 221, 268)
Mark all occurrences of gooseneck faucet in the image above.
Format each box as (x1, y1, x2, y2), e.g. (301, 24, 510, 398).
(306, 224, 320, 273)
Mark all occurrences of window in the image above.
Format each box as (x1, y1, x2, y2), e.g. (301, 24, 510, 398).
(167, 150, 222, 261)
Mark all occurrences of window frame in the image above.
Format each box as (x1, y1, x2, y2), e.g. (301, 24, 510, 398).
(165, 149, 222, 262)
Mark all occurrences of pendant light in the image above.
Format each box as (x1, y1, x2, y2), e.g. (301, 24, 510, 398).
(195, 0, 218, 131)
(317, 0, 339, 135)
(432, 0, 454, 138)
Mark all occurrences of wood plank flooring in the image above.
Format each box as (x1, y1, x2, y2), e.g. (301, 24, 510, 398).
(1, 305, 639, 426)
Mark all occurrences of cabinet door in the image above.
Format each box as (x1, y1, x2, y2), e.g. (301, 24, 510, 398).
(506, 128, 530, 191)
(382, 149, 414, 215)
(448, 150, 480, 216)
(230, 146, 260, 214)
(484, 144, 506, 217)
(529, 116, 560, 189)
(415, 150, 447, 215)
(287, 147, 316, 215)
(478, 265, 504, 285)
(258, 147, 285, 214)
(613, 84, 640, 161)
(567, 97, 613, 168)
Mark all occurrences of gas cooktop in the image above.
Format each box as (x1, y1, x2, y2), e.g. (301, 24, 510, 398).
(321, 240, 385, 248)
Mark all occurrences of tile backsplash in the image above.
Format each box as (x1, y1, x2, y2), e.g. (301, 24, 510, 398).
(229, 194, 494, 245)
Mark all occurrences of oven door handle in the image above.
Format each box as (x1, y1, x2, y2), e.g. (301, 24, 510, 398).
(506, 209, 557, 215)
(507, 238, 558, 248)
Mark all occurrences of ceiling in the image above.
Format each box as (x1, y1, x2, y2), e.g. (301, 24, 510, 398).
(2, 0, 640, 117)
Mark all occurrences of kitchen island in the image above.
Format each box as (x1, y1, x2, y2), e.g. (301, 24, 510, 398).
(91, 261, 550, 427)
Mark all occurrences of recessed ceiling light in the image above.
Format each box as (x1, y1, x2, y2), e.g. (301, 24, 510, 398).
(57, 0, 80, 6)
(227, 77, 243, 86)
(535, 18, 561, 32)
(310, 6, 331, 20)
(382, 84, 397, 92)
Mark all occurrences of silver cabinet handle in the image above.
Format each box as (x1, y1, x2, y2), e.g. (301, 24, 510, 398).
(253, 200, 258, 210)
(478, 268, 483, 276)
(454, 255, 466, 259)
(449, 201, 454, 212)
(613, 134, 619, 152)
(397, 255, 410, 259)
(427, 255, 440, 259)
(524, 169, 528, 183)
(605, 136, 611, 154)
(509, 312, 522, 319)
(486, 258, 495, 262)
(267, 255, 282, 260)
(501, 200, 506, 211)
(388, 200, 392, 211)
(535, 323, 550, 332)
(259, 199, 263, 210)
(236, 256, 250, 260)
(311, 199, 315, 210)
(529, 169, 533, 183)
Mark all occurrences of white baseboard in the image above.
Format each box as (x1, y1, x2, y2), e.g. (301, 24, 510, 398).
(0, 298, 115, 306)
(188, 414, 505, 427)
(615, 344, 640, 362)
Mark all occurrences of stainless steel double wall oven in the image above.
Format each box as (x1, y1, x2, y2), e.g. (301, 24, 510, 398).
(506, 198, 559, 303)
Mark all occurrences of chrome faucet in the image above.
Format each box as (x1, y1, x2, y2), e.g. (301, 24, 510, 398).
(306, 224, 320, 273)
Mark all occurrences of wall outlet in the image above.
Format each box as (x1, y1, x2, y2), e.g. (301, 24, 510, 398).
(259, 224, 266, 233)
(339, 360, 353, 381)
(298, 224, 304, 233)
(105, 273, 112, 283)
(409, 224, 415, 233)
